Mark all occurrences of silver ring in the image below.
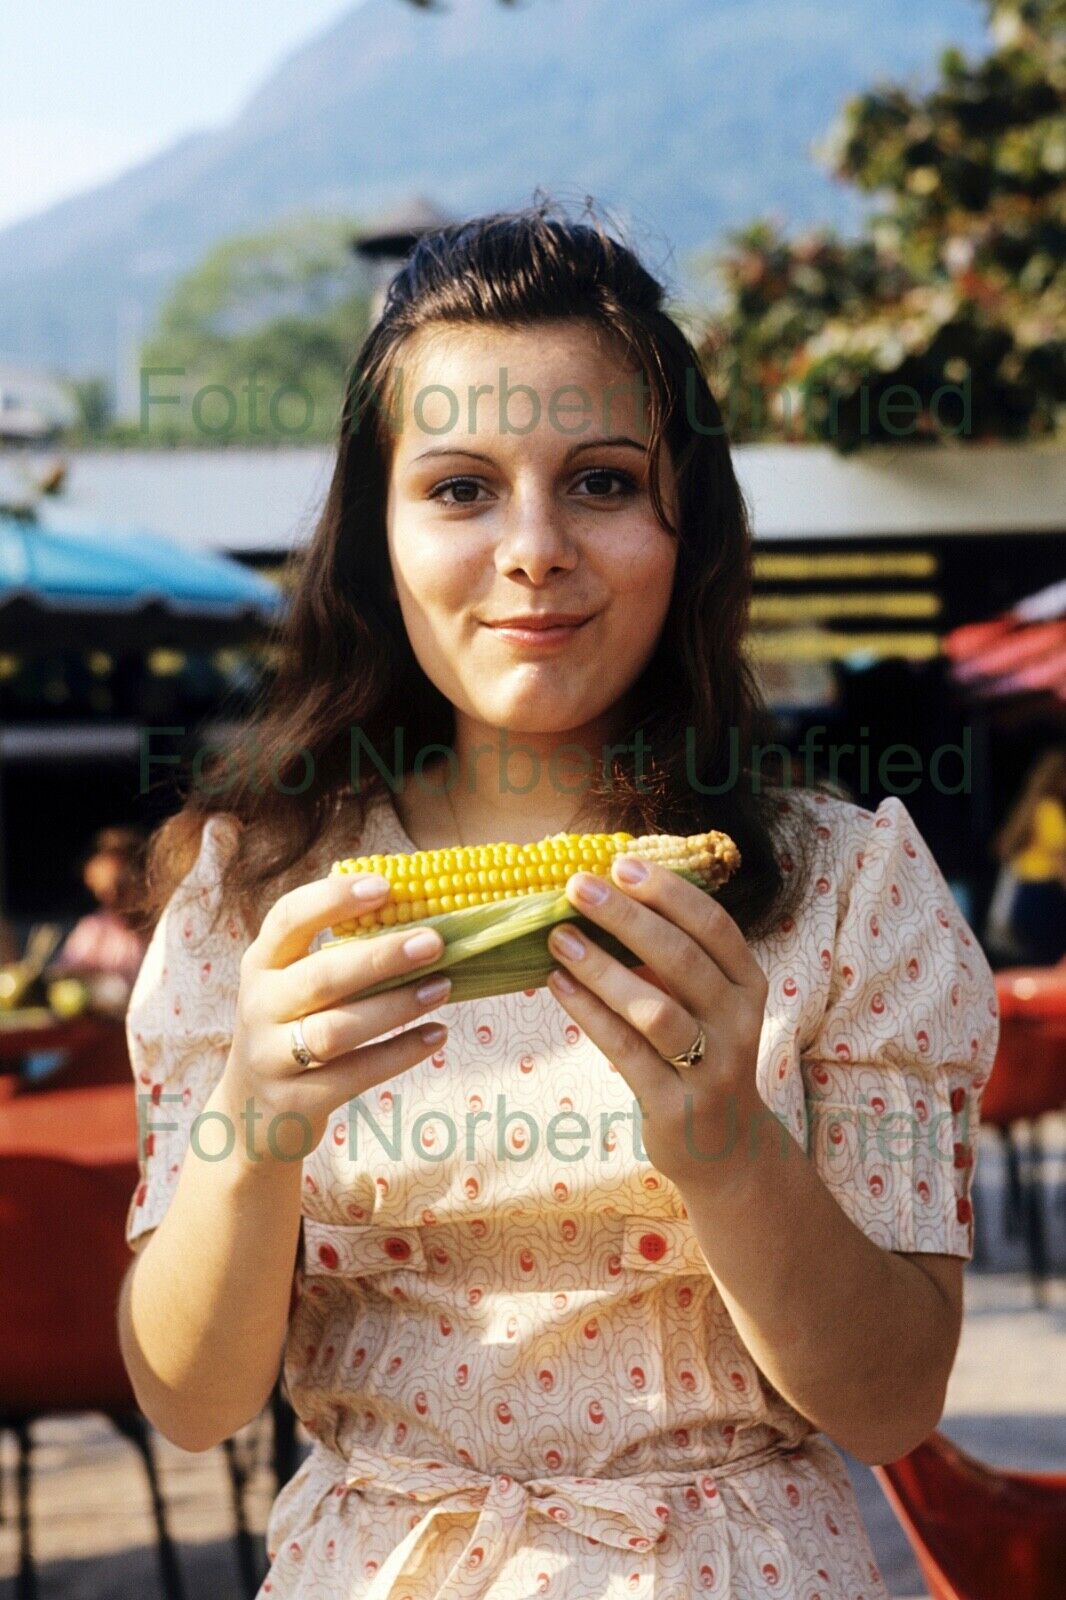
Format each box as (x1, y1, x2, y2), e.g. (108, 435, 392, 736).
(660, 1022, 706, 1071)
(290, 1016, 323, 1069)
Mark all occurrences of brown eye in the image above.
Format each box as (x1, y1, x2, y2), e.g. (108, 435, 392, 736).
(429, 477, 488, 505)
(575, 469, 637, 497)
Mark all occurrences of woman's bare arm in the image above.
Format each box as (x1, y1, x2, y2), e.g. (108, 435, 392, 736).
(679, 1138, 964, 1466)
(117, 1082, 305, 1453)
(116, 868, 452, 1453)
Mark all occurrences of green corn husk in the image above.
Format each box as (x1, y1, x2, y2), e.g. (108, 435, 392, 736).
(320, 866, 717, 1004)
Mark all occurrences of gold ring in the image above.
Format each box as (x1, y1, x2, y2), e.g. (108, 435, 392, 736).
(290, 1017, 322, 1068)
(661, 1023, 706, 1071)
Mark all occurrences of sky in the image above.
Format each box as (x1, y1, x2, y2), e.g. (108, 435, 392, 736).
(0, 0, 362, 230)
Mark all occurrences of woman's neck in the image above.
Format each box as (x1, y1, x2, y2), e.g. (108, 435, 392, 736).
(394, 719, 623, 849)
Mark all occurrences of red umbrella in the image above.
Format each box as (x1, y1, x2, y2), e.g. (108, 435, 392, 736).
(952, 619, 1066, 680)
(942, 616, 1014, 664)
(943, 583, 1066, 707)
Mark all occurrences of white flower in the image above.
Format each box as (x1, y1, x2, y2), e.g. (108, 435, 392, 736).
(944, 236, 975, 273)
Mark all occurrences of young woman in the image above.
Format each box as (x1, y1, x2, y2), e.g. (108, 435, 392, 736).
(118, 203, 999, 1599)
(988, 749, 1066, 967)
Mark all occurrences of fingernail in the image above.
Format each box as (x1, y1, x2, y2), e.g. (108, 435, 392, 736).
(403, 929, 442, 962)
(415, 974, 452, 1005)
(573, 873, 608, 905)
(351, 874, 388, 900)
(613, 855, 648, 884)
(550, 926, 586, 960)
(550, 968, 577, 994)
(422, 1023, 448, 1045)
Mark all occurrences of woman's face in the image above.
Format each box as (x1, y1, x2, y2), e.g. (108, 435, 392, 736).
(384, 320, 679, 757)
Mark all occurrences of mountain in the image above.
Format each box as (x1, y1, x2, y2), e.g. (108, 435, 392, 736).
(0, 0, 986, 388)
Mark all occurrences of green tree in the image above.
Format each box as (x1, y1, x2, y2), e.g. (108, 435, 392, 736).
(138, 211, 372, 444)
(68, 375, 114, 439)
(693, 0, 1065, 451)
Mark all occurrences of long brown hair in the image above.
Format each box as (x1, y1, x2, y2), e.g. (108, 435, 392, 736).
(138, 197, 819, 947)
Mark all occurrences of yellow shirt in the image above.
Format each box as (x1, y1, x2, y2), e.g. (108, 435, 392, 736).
(1012, 795, 1066, 882)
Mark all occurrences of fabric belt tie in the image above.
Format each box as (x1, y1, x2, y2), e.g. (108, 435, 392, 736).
(297, 1436, 791, 1599)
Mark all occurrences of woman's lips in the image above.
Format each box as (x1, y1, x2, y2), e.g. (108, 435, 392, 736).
(483, 619, 590, 647)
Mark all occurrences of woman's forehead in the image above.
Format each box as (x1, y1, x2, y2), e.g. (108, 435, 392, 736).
(401, 317, 630, 372)
(387, 321, 652, 460)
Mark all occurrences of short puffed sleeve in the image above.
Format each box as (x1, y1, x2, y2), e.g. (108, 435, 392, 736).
(799, 795, 1000, 1259)
(124, 815, 249, 1247)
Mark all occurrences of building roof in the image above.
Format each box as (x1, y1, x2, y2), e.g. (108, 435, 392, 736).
(734, 441, 1066, 540)
(351, 196, 454, 259)
(32, 440, 1065, 559)
(0, 359, 77, 441)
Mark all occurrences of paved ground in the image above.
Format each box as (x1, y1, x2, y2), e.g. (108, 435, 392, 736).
(3, 1120, 1064, 1599)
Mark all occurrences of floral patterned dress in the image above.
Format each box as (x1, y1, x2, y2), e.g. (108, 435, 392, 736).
(124, 786, 999, 1599)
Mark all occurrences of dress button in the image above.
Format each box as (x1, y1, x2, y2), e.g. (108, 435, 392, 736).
(384, 1237, 412, 1261)
(638, 1231, 667, 1262)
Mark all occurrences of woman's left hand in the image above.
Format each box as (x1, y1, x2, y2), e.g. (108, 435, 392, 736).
(546, 854, 770, 1191)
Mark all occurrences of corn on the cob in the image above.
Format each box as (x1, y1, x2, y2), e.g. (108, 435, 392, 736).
(321, 829, 740, 1004)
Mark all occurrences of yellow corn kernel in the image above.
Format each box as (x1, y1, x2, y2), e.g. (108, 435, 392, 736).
(330, 828, 740, 938)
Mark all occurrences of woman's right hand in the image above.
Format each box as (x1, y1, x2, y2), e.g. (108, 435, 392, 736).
(218, 870, 450, 1156)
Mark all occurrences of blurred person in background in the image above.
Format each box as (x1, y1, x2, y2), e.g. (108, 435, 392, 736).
(987, 749, 1066, 967)
(50, 825, 152, 1008)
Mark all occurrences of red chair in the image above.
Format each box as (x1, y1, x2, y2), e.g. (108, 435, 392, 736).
(984, 964, 1066, 1123)
(974, 965, 1066, 1301)
(874, 1430, 1066, 1600)
(0, 1082, 267, 1599)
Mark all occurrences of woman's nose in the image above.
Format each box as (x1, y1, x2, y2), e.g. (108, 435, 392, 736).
(494, 487, 578, 580)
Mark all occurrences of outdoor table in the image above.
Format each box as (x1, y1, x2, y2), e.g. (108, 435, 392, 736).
(0, 1079, 138, 1164)
(0, 1009, 120, 1059)
(0, 1008, 132, 1093)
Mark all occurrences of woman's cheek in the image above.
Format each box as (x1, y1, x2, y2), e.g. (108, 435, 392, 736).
(610, 537, 675, 626)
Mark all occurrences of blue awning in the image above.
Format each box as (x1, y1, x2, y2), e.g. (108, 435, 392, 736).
(0, 510, 286, 649)
(1, 511, 283, 616)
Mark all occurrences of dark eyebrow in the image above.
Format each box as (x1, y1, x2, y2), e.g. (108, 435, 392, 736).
(409, 435, 649, 465)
